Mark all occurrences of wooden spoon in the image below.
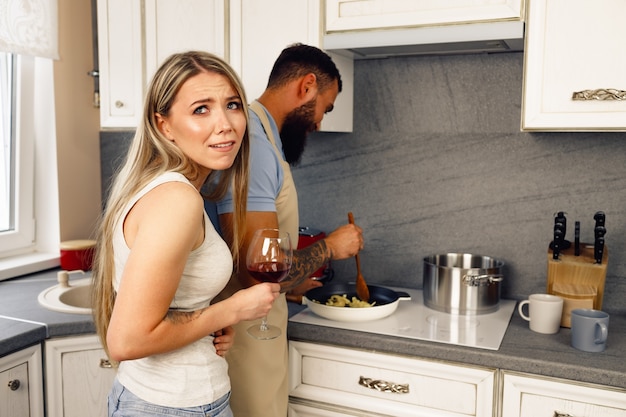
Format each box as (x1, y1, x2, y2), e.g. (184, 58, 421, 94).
(348, 212, 370, 302)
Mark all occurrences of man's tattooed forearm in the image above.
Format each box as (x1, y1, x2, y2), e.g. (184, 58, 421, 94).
(283, 239, 330, 291)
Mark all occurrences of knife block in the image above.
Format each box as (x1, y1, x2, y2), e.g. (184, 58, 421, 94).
(546, 242, 607, 328)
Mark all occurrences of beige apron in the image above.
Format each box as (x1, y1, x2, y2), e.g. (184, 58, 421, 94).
(226, 101, 299, 417)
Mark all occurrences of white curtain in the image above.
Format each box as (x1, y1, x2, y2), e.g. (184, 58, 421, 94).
(0, 0, 58, 59)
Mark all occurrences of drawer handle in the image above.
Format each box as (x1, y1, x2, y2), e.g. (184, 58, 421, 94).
(554, 412, 575, 417)
(8, 379, 20, 391)
(359, 376, 409, 394)
(572, 88, 626, 101)
(100, 358, 113, 368)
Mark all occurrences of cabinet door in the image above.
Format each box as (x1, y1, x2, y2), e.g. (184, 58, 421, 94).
(0, 345, 44, 417)
(0, 362, 29, 417)
(290, 341, 495, 417)
(289, 399, 387, 416)
(502, 372, 626, 417)
(97, 0, 144, 128)
(325, 0, 524, 32)
(522, 0, 626, 131)
(230, 0, 353, 132)
(45, 335, 117, 417)
(144, 0, 227, 82)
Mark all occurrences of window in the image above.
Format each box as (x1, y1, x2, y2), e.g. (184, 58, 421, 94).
(0, 53, 12, 233)
(0, 52, 60, 280)
(0, 51, 35, 255)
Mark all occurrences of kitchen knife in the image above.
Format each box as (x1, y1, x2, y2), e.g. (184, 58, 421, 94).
(552, 225, 564, 260)
(594, 236, 605, 264)
(594, 211, 606, 228)
(594, 224, 606, 264)
(574, 221, 580, 256)
(554, 212, 571, 250)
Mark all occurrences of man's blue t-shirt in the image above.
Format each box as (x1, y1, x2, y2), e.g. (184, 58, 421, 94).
(215, 103, 285, 216)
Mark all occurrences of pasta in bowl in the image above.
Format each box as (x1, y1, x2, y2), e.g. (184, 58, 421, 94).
(303, 283, 411, 322)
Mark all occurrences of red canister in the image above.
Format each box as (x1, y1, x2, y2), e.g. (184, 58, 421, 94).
(298, 227, 333, 282)
(60, 240, 96, 271)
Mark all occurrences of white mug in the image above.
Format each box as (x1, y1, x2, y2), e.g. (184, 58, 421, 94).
(518, 294, 564, 334)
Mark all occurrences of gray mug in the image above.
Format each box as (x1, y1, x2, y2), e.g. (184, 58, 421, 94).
(570, 309, 609, 352)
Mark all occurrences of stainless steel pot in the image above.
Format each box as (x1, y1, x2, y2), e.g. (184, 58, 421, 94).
(423, 253, 504, 315)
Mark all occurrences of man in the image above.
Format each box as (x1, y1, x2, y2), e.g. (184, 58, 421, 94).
(216, 43, 363, 417)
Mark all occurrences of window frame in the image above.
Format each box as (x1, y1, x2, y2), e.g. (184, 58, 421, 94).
(0, 53, 60, 281)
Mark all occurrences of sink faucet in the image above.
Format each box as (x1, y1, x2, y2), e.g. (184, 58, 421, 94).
(57, 270, 86, 288)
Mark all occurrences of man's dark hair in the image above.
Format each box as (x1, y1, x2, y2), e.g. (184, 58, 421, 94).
(266, 43, 342, 93)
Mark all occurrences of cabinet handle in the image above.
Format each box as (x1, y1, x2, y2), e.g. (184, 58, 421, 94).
(358, 376, 409, 394)
(572, 88, 626, 101)
(115, 100, 124, 108)
(554, 412, 575, 417)
(7, 379, 20, 391)
(100, 358, 113, 368)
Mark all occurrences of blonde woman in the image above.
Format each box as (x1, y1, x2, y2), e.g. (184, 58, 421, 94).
(92, 51, 280, 417)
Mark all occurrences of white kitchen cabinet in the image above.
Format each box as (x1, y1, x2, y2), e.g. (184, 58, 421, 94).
(289, 399, 388, 416)
(96, 0, 143, 128)
(97, 0, 227, 129)
(144, 0, 227, 83)
(0, 345, 44, 417)
(502, 371, 626, 417)
(45, 335, 117, 417)
(522, 0, 626, 131)
(325, 0, 524, 32)
(289, 341, 496, 417)
(229, 0, 354, 132)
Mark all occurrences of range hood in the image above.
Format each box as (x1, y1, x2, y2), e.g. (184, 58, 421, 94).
(324, 20, 524, 59)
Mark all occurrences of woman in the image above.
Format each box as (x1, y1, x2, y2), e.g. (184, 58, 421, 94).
(92, 51, 280, 417)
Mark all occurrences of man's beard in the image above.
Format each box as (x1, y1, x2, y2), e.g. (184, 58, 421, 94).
(280, 98, 317, 166)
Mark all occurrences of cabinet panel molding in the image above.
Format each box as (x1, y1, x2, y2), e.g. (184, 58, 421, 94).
(289, 341, 495, 417)
(502, 371, 626, 417)
(0, 344, 44, 417)
(45, 335, 117, 417)
(522, 0, 626, 131)
(325, 0, 524, 32)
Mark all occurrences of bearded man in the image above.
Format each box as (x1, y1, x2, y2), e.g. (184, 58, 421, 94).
(215, 43, 364, 417)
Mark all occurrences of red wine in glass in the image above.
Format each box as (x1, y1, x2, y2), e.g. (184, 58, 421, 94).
(247, 261, 290, 283)
(246, 228, 292, 340)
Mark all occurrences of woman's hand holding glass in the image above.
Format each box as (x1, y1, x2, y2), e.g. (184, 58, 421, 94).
(245, 228, 292, 339)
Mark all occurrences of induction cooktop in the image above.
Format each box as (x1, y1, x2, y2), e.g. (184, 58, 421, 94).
(289, 287, 516, 351)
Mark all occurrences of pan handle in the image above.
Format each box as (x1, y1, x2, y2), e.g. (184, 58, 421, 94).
(462, 274, 504, 287)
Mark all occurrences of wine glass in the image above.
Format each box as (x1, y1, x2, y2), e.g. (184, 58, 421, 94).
(246, 228, 292, 339)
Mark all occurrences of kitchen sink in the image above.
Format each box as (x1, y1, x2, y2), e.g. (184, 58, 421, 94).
(38, 273, 93, 315)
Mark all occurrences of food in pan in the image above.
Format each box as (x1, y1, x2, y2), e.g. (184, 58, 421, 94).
(313, 294, 376, 308)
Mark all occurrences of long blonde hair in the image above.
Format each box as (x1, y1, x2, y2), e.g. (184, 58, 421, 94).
(92, 51, 250, 355)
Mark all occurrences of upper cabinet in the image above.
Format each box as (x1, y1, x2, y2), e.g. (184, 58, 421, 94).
(97, 0, 144, 128)
(323, 0, 525, 58)
(325, 0, 524, 31)
(97, 0, 353, 132)
(97, 0, 227, 129)
(229, 0, 353, 132)
(522, 0, 626, 131)
(143, 0, 227, 83)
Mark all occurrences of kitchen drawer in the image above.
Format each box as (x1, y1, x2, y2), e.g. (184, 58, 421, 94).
(289, 341, 496, 417)
(502, 371, 626, 417)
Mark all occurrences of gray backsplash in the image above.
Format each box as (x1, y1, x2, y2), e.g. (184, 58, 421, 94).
(101, 52, 626, 313)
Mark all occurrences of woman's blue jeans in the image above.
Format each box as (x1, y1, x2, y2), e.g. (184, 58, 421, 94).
(108, 378, 234, 417)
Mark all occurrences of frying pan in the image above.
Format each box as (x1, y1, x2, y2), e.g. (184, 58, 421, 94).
(303, 283, 411, 322)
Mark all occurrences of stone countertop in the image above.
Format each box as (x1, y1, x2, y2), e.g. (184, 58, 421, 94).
(287, 302, 626, 390)
(2, 269, 625, 391)
(0, 269, 95, 356)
